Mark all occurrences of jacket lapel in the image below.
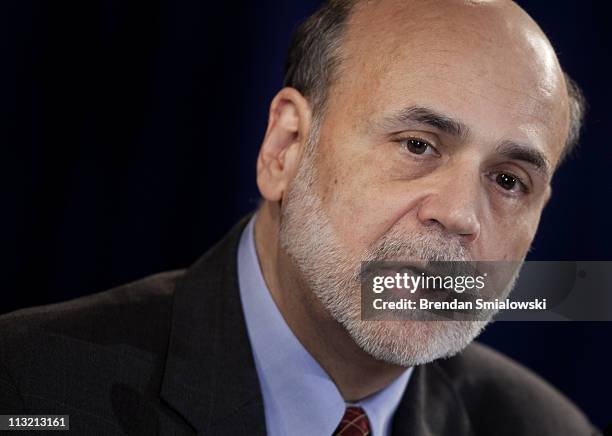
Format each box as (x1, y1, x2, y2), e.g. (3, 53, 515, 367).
(160, 215, 266, 435)
(160, 214, 473, 435)
(392, 361, 472, 436)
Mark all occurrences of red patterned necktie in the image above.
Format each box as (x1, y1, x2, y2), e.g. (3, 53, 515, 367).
(333, 406, 371, 436)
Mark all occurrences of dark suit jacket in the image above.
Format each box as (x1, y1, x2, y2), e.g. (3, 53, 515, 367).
(0, 216, 601, 435)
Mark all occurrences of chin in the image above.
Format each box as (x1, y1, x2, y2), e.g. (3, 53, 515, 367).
(342, 318, 489, 367)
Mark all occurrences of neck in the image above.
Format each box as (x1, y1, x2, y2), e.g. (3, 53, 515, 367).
(253, 202, 406, 401)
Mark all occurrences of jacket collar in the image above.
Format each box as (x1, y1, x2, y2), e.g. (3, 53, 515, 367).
(160, 214, 266, 434)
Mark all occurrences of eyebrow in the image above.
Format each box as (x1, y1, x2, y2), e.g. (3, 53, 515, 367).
(380, 105, 551, 176)
(496, 141, 550, 177)
(381, 106, 470, 139)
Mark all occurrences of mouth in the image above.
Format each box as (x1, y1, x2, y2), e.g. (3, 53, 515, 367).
(361, 260, 483, 298)
(362, 262, 446, 295)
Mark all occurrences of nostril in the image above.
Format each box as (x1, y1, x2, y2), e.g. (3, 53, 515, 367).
(459, 230, 479, 244)
(423, 218, 443, 229)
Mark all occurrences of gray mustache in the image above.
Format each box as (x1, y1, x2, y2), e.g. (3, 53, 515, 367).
(365, 231, 470, 263)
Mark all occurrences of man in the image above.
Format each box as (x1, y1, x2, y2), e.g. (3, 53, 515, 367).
(0, 0, 600, 434)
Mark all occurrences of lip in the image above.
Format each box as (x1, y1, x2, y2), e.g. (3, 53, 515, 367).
(362, 261, 432, 277)
(362, 261, 444, 295)
(362, 260, 483, 296)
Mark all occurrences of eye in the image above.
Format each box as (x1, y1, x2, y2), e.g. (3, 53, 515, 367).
(494, 172, 528, 194)
(399, 137, 437, 156)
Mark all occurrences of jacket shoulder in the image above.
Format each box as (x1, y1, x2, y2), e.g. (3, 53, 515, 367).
(435, 342, 599, 435)
(0, 270, 183, 349)
(0, 271, 184, 413)
(0, 270, 193, 431)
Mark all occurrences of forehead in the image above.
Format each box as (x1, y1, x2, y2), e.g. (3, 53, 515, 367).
(326, 0, 570, 165)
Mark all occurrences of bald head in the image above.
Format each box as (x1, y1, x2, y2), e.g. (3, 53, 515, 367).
(285, 0, 584, 165)
(270, 0, 587, 264)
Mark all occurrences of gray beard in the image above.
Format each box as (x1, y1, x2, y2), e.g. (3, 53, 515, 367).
(278, 145, 517, 367)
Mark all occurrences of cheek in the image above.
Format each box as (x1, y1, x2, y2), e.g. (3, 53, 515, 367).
(317, 145, 417, 254)
(481, 211, 541, 260)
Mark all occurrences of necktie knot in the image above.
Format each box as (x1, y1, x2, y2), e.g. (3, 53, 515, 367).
(333, 405, 371, 436)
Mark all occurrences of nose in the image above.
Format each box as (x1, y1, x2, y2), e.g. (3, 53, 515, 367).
(416, 169, 481, 244)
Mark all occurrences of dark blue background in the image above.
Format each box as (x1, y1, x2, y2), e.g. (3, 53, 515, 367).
(2, 0, 610, 429)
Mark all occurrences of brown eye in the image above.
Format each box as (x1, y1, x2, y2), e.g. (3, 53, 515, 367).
(404, 138, 431, 155)
(496, 173, 518, 191)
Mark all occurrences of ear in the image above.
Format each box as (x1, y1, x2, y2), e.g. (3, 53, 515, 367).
(256, 87, 312, 202)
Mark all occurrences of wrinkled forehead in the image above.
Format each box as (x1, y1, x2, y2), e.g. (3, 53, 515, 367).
(330, 0, 570, 164)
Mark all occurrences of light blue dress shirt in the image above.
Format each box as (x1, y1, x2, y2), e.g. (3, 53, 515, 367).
(237, 215, 413, 436)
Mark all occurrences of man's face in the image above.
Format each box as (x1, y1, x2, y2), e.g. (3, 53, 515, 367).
(316, 0, 570, 263)
(278, 0, 570, 366)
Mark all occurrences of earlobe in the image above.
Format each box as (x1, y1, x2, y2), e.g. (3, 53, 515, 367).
(256, 88, 312, 202)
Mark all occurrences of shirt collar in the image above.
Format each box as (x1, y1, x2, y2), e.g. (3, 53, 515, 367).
(237, 214, 413, 436)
